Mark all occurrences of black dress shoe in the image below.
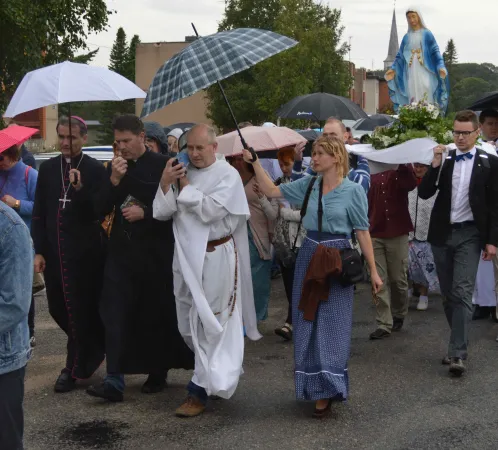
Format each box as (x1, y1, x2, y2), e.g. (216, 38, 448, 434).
(141, 375, 167, 394)
(442, 355, 451, 365)
(472, 305, 492, 320)
(392, 317, 404, 332)
(54, 371, 76, 393)
(86, 382, 124, 402)
(369, 329, 391, 340)
(449, 358, 466, 376)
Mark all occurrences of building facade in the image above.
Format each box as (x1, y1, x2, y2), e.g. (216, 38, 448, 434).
(135, 39, 213, 127)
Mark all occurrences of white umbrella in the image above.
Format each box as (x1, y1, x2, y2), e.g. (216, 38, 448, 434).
(3, 61, 146, 118)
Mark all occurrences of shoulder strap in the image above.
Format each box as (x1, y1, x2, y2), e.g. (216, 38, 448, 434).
(291, 176, 317, 250)
(300, 176, 317, 219)
(317, 178, 323, 234)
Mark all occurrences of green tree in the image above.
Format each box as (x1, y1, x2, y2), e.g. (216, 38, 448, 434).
(443, 39, 458, 69)
(109, 27, 128, 75)
(99, 28, 139, 143)
(0, 0, 111, 119)
(206, 0, 351, 130)
(443, 39, 458, 111)
(452, 77, 492, 111)
(126, 35, 141, 82)
(72, 48, 100, 65)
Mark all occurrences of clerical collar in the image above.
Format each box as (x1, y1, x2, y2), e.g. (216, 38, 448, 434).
(63, 152, 83, 164)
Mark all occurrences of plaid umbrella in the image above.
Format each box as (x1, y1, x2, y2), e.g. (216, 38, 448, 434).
(141, 28, 297, 118)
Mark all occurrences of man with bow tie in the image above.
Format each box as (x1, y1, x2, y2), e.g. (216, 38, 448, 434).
(419, 110, 498, 377)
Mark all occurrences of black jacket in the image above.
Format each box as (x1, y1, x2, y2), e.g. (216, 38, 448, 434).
(418, 148, 498, 248)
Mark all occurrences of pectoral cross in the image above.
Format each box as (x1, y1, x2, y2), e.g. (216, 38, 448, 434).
(59, 194, 71, 209)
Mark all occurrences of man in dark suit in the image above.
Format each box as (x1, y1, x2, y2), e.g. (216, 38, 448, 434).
(419, 110, 498, 376)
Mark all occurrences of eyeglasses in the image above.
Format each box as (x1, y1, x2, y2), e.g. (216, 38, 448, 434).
(452, 129, 477, 137)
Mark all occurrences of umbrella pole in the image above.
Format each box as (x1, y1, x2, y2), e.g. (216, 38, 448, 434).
(191, 23, 257, 161)
(216, 80, 257, 160)
(68, 103, 73, 159)
(68, 103, 79, 185)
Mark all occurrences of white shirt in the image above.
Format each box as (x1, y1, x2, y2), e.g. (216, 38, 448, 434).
(450, 147, 476, 224)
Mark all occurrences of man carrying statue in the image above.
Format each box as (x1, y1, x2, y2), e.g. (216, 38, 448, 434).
(386, 8, 450, 113)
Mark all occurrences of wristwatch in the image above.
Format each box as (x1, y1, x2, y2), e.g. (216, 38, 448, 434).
(14, 200, 20, 210)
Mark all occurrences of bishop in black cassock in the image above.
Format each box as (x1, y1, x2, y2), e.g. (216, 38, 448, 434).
(86, 115, 193, 402)
(32, 117, 107, 392)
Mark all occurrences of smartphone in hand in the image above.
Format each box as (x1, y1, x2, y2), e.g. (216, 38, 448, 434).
(173, 152, 190, 167)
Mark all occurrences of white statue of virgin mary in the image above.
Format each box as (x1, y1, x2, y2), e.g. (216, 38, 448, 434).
(385, 8, 450, 113)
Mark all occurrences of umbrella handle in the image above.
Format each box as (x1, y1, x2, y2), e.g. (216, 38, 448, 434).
(435, 149, 447, 187)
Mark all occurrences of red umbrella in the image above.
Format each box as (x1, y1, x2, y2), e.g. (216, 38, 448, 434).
(0, 125, 38, 153)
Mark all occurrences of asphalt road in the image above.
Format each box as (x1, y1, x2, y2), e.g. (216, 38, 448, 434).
(24, 280, 498, 450)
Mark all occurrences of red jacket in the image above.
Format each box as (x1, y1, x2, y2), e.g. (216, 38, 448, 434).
(368, 165, 417, 239)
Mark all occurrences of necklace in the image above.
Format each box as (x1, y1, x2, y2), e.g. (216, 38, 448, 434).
(59, 153, 84, 209)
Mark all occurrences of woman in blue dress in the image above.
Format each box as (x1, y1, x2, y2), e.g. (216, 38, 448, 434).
(243, 137, 382, 417)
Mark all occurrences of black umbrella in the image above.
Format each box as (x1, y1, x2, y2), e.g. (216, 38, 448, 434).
(165, 122, 196, 132)
(296, 129, 321, 157)
(276, 93, 368, 121)
(468, 91, 498, 111)
(353, 114, 394, 131)
(297, 129, 322, 141)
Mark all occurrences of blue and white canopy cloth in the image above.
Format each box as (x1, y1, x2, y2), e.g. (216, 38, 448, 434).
(347, 138, 498, 174)
(141, 28, 297, 118)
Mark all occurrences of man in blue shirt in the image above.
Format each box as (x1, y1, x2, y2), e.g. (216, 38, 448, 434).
(0, 201, 33, 450)
(291, 117, 370, 193)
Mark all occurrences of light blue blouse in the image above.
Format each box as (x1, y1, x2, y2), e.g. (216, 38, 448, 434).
(279, 176, 369, 234)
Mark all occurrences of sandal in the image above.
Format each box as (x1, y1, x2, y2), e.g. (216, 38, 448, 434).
(312, 399, 333, 419)
(274, 323, 293, 341)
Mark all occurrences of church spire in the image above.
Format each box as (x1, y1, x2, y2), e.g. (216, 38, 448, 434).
(384, 8, 399, 70)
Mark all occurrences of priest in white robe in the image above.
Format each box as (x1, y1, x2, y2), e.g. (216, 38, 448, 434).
(153, 124, 261, 418)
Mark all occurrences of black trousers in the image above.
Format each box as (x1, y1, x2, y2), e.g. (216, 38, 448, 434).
(28, 296, 34, 338)
(279, 262, 295, 325)
(0, 366, 25, 450)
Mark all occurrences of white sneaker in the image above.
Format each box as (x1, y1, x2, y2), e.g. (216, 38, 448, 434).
(416, 296, 429, 311)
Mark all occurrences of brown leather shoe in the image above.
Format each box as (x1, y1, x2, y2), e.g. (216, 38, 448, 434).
(175, 396, 206, 418)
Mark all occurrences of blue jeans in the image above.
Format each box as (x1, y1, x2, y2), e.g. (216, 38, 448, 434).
(187, 381, 208, 405)
(105, 374, 125, 393)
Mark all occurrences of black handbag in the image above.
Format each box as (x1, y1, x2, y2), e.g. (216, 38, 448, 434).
(316, 178, 363, 287)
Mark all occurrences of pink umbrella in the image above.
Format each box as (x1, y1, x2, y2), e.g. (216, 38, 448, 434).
(216, 126, 306, 156)
(0, 125, 38, 153)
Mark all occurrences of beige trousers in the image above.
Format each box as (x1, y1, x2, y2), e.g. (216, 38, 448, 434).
(372, 236, 409, 332)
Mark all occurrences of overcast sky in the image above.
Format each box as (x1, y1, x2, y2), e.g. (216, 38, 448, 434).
(86, 0, 498, 71)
